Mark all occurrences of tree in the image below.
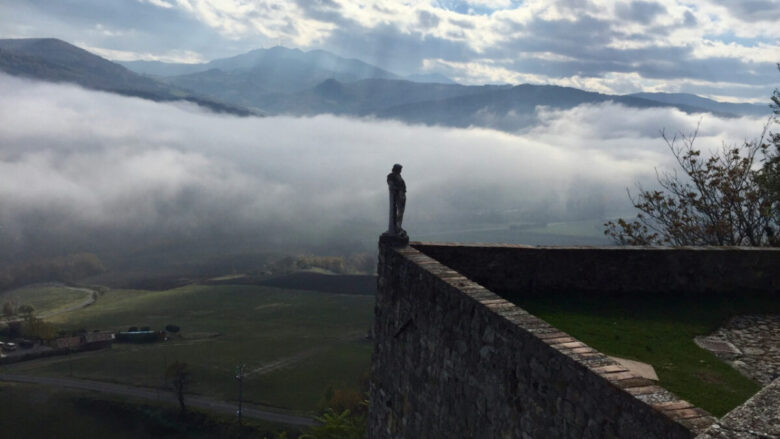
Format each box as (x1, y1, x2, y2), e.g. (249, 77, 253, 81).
(607, 68, 780, 246)
(165, 361, 191, 415)
(17, 304, 34, 316)
(7, 321, 21, 338)
(2, 302, 14, 317)
(21, 316, 56, 340)
(758, 72, 780, 231)
(606, 126, 779, 246)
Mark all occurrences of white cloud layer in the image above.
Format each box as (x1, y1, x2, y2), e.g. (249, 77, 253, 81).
(0, 75, 771, 259)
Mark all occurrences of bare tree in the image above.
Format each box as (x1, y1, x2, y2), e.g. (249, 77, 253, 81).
(165, 361, 191, 415)
(605, 123, 778, 246)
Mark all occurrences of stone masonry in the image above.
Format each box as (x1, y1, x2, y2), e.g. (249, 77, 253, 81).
(367, 242, 763, 439)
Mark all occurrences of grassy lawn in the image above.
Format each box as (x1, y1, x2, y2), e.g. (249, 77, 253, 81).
(5, 284, 374, 413)
(0, 284, 91, 317)
(0, 382, 299, 438)
(513, 293, 780, 417)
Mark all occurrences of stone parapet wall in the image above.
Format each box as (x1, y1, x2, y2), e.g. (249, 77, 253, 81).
(369, 244, 715, 439)
(412, 243, 780, 298)
(696, 377, 780, 438)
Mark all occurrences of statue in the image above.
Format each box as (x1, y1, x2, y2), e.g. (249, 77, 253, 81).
(381, 163, 409, 245)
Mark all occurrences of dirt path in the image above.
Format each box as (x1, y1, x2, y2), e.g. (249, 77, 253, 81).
(0, 284, 97, 324)
(38, 286, 96, 319)
(0, 373, 316, 427)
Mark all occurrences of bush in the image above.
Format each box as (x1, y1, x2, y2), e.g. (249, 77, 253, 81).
(299, 409, 365, 439)
(21, 316, 56, 340)
(165, 324, 180, 333)
(2, 302, 14, 317)
(7, 321, 21, 338)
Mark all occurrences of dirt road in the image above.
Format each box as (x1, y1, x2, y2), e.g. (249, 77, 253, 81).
(0, 284, 97, 324)
(0, 373, 316, 427)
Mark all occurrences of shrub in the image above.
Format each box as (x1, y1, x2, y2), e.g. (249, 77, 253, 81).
(165, 324, 180, 333)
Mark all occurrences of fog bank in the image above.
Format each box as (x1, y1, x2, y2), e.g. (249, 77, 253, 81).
(0, 74, 769, 266)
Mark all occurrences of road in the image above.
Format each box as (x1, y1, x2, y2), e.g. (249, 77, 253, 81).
(0, 373, 317, 427)
(0, 284, 97, 324)
(38, 286, 97, 319)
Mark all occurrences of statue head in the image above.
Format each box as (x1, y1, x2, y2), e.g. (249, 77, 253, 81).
(392, 163, 403, 174)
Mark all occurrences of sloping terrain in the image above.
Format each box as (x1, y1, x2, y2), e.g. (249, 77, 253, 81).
(0, 38, 252, 115)
(4, 38, 769, 131)
(629, 92, 769, 117)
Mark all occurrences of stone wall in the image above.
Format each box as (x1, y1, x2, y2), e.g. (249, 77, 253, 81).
(696, 377, 780, 439)
(412, 243, 780, 298)
(370, 243, 718, 439)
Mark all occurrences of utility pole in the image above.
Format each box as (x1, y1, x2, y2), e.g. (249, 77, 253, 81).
(235, 363, 245, 426)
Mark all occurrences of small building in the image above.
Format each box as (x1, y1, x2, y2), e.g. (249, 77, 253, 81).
(50, 332, 114, 351)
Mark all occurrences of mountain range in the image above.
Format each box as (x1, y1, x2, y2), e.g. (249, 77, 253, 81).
(0, 38, 772, 131)
(0, 38, 251, 116)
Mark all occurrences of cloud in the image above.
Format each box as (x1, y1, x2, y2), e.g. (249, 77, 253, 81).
(139, 0, 174, 9)
(706, 0, 780, 22)
(615, 1, 667, 24)
(0, 75, 770, 262)
(2, 0, 778, 102)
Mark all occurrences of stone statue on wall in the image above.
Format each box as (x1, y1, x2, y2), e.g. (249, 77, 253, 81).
(381, 163, 409, 245)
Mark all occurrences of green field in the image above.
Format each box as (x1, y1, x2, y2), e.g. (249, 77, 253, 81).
(4, 283, 374, 413)
(0, 284, 93, 318)
(515, 293, 779, 417)
(0, 382, 299, 439)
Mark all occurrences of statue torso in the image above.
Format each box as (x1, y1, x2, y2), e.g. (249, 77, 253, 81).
(387, 172, 406, 193)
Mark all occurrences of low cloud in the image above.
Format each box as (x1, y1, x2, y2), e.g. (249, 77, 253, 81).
(0, 75, 769, 264)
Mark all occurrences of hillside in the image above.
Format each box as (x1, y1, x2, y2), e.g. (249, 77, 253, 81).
(376, 83, 721, 130)
(124, 46, 401, 108)
(0, 38, 252, 116)
(256, 79, 739, 131)
(629, 92, 769, 117)
(257, 78, 509, 115)
(2, 38, 770, 131)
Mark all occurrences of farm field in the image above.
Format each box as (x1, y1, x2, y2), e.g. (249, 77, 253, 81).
(515, 293, 780, 417)
(0, 284, 94, 319)
(2, 282, 374, 413)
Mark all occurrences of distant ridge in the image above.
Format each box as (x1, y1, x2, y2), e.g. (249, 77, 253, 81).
(122, 46, 400, 82)
(2, 38, 770, 130)
(121, 46, 404, 111)
(0, 38, 253, 116)
(628, 92, 769, 118)
(120, 44, 767, 131)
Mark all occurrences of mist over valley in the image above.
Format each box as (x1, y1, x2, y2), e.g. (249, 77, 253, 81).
(0, 64, 768, 275)
(1, 2, 779, 435)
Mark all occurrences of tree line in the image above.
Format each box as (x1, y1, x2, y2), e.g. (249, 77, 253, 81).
(0, 253, 106, 292)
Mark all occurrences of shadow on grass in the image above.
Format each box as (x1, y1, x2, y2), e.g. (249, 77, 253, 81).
(509, 292, 780, 417)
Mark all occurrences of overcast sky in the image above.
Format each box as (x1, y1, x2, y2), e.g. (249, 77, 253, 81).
(1, 0, 778, 103)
